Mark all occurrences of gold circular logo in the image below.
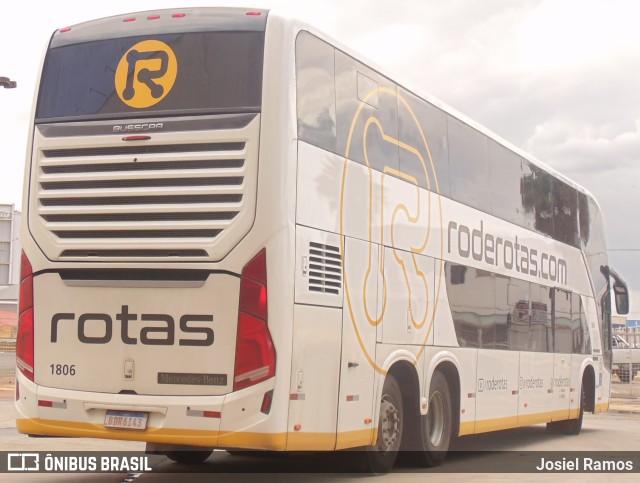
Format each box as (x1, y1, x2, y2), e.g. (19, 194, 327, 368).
(115, 40, 178, 109)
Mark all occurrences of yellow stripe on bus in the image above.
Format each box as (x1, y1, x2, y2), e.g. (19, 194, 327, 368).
(17, 418, 376, 452)
(459, 408, 583, 436)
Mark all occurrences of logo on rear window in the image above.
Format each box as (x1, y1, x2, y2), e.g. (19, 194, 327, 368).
(115, 39, 178, 108)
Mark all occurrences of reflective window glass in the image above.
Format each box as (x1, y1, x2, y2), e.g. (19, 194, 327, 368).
(447, 116, 490, 213)
(295, 32, 337, 153)
(397, 88, 450, 197)
(554, 289, 573, 353)
(489, 140, 526, 226)
(335, 51, 399, 173)
(530, 284, 553, 352)
(553, 181, 578, 247)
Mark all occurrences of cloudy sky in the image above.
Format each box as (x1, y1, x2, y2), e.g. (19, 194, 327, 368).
(2, 0, 639, 317)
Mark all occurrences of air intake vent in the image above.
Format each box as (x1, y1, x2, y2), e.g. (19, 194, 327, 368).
(308, 241, 342, 295)
(43, 142, 245, 158)
(30, 114, 261, 262)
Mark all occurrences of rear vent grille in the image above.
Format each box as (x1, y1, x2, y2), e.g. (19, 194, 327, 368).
(41, 159, 244, 174)
(308, 242, 342, 295)
(43, 142, 245, 158)
(35, 135, 252, 257)
(41, 176, 243, 191)
(40, 194, 242, 207)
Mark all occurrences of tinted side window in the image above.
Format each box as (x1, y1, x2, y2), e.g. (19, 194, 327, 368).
(522, 162, 554, 238)
(448, 117, 490, 213)
(397, 88, 450, 197)
(530, 284, 553, 352)
(295, 32, 337, 153)
(554, 181, 578, 247)
(489, 139, 526, 226)
(554, 289, 573, 353)
(494, 274, 512, 350)
(335, 51, 399, 173)
(506, 277, 530, 351)
(446, 264, 497, 348)
(578, 191, 590, 249)
(572, 294, 591, 354)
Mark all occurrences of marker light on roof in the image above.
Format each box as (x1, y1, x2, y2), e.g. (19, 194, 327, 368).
(148, 15, 160, 20)
(172, 13, 186, 18)
(246, 11, 262, 16)
(59, 27, 72, 33)
(123, 17, 136, 23)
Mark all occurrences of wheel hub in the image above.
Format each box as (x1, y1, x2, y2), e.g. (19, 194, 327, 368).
(378, 395, 400, 453)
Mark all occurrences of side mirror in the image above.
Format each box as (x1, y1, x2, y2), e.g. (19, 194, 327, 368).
(614, 281, 629, 315)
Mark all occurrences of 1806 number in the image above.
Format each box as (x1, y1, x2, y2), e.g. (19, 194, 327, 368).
(49, 364, 76, 376)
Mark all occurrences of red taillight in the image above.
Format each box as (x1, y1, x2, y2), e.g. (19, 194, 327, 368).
(239, 278, 267, 320)
(17, 252, 34, 382)
(234, 249, 276, 391)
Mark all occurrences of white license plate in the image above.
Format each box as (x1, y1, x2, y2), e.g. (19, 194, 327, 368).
(104, 410, 148, 431)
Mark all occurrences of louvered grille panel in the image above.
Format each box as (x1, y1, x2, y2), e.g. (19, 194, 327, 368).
(308, 241, 343, 295)
(31, 116, 260, 261)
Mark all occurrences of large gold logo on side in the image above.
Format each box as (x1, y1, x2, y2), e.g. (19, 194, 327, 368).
(340, 87, 444, 375)
(115, 40, 178, 109)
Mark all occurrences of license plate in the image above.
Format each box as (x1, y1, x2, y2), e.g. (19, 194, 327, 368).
(104, 410, 148, 431)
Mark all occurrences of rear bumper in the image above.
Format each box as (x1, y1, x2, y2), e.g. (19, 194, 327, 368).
(15, 372, 282, 450)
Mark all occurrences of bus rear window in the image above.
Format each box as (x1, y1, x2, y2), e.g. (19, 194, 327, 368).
(36, 31, 264, 121)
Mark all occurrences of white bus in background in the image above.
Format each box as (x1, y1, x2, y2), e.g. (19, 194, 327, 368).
(16, 7, 629, 472)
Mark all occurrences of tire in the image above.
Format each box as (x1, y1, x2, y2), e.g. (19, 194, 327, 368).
(546, 382, 584, 435)
(166, 450, 213, 464)
(361, 374, 403, 473)
(419, 371, 453, 467)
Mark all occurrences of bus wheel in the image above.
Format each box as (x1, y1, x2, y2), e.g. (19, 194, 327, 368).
(362, 374, 403, 473)
(420, 371, 452, 467)
(546, 384, 584, 435)
(166, 450, 213, 464)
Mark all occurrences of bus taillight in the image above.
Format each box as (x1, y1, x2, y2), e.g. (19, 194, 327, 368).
(234, 249, 276, 391)
(17, 251, 35, 382)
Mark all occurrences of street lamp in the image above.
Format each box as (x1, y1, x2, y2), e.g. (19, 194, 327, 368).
(1, 77, 17, 88)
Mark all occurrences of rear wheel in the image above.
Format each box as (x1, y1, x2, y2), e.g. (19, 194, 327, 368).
(361, 374, 403, 473)
(166, 450, 213, 464)
(420, 371, 453, 467)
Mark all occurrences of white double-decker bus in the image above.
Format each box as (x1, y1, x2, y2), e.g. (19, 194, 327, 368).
(16, 7, 629, 472)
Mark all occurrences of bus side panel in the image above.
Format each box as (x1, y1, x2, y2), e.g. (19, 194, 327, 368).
(336, 236, 380, 449)
(286, 304, 342, 450)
